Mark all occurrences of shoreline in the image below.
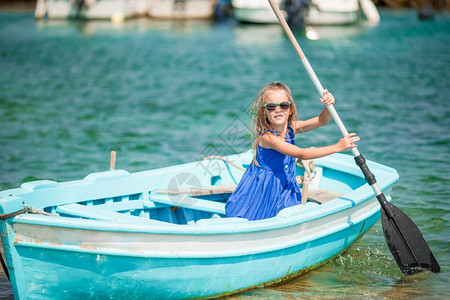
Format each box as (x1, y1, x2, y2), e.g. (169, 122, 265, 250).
(0, 0, 449, 13)
(0, 1, 35, 12)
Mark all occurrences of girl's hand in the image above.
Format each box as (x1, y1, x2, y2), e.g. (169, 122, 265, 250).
(336, 133, 359, 152)
(320, 89, 335, 106)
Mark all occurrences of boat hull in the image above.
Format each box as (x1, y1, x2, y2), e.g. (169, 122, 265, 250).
(233, 7, 280, 23)
(11, 198, 383, 299)
(231, 0, 371, 26)
(148, 0, 215, 20)
(232, 0, 282, 23)
(305, 10, 358, 26)
(305, 0, 359, 25)
(35, 0, 151, 20)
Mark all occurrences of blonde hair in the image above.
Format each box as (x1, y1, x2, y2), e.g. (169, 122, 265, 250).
(250, 82, 298, 165)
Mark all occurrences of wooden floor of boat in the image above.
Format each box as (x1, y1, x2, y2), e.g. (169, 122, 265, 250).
(156, 185, 343, 205)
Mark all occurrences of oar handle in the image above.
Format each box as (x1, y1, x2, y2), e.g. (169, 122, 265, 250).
(267, 0, 360, 157)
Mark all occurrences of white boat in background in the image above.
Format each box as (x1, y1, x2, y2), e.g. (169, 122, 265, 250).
(148, 0, 217, 19)
(306, 0, 359, 25)
(306, 0, 380, 25)
(359, 0, 380, 23)
(35, 0, 151, 21)
(232, 0, 380, 25)
(232, 0, 284, 23)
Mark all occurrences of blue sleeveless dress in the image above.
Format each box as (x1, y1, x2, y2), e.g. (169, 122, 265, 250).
(225, 125, 302, 220)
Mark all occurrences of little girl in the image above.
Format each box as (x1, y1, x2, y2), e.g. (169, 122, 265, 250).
(225, 82, 359, 221)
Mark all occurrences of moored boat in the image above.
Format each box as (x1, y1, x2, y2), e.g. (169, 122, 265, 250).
(0, 150, 398, 299)
(231, 0, 380, 25)
(148, 0, 218, 20)
(35, 0, 152, 21)
(232, 0, 283, 23)
(305, 0, 360, 25)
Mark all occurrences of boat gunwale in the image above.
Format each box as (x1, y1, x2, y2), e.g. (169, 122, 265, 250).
(12, 193, 384, 259)
(10, 176, 397, 236)
(6, 153, 399, 235)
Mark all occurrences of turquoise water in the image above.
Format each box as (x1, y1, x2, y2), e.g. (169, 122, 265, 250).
(0, 8, 449, 299)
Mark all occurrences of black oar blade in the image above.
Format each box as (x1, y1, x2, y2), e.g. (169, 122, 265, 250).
(381, 202, 440, 274)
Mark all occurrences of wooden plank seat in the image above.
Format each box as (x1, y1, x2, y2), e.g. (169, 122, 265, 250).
(154, 185, 343, 205)
(55, 187, 342, 224)
(306, 189, 344, 204)
(155, 184, 237, 197)
(88, 199, 156, 212)
(56, 203, 171, 225)
(149, 193, 226, 215)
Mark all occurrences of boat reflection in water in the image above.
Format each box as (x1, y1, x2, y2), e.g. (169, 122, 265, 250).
(304, 23, 371, 40)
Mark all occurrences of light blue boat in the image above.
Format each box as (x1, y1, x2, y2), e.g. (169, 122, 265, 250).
(0, 150, 398, 299)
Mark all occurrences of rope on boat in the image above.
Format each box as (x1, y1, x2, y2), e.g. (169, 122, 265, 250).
(296, 159, 315, 204)
(23, 204, 55, 217)
(296, 159, 315, 184)
(202, 156, 247, 171)
(0, 208, 29, 221)
(201, 156, 318, 204)
(0, 204, 55, 220)
(0, 205, 32, 282)
(0, 205, 66, 280)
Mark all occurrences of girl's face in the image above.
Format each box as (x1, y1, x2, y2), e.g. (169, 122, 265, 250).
(264, 89, 291, 128)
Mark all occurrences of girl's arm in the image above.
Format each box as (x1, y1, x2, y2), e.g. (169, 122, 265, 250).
(293, 89, 334, 134)
(259, 132, 359, 161)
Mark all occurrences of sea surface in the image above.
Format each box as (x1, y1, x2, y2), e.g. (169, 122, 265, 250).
(0, 7, 449, 300)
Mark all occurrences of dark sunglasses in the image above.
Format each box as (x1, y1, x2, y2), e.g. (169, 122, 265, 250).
(263, 101, 291, 112)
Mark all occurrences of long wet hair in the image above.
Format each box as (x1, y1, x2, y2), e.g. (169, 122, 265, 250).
(250, 82, 298, 165)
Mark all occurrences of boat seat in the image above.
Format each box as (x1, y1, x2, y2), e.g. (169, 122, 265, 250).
(149, 193, 226, 215)
(56, 203, 171, 225)
(196, 217, 249, 225)
(155, 185, 342, 205)
(154, 184, 237, 196)
(305, 189, 344, 204)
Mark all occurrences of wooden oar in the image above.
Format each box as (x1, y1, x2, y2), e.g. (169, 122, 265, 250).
(267, 0, 440, 275)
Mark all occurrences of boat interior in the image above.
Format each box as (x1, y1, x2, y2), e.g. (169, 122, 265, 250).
(53, 184, 344, 226)
(13, 155, 368, 226)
